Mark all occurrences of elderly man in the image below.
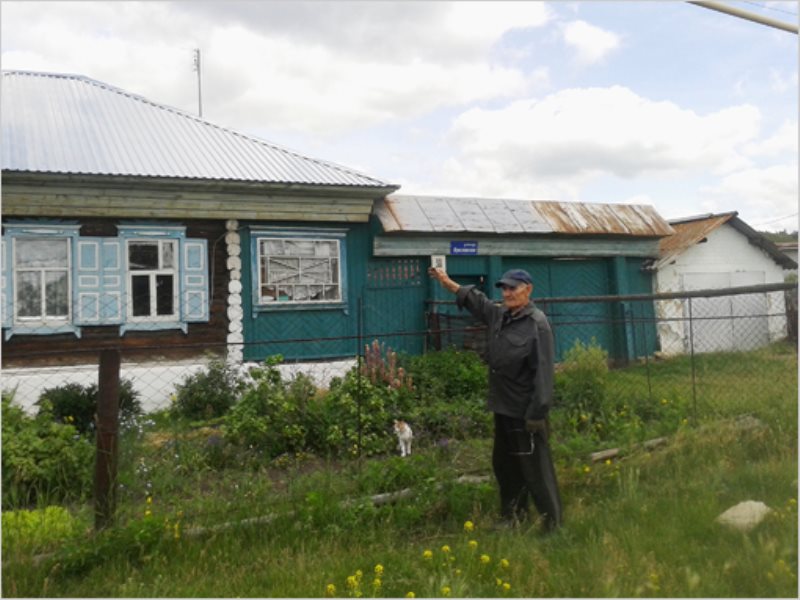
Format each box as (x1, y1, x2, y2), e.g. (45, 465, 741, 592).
(428, 267, 562, 532)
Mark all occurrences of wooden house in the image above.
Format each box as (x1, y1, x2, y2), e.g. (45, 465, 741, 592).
(1, 70, 397, 369)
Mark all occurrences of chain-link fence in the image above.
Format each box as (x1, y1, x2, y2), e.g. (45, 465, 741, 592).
(2, 282, 796, 525)
(3, 282, 795, 414)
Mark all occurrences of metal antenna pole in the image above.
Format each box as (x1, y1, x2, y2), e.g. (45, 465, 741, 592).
(193, 48, 203, 118)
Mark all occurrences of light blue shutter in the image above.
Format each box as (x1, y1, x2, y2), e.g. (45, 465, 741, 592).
(182, 239, 209, 322)
(1, 238, 11, 329)
(74, 237, 124, 325)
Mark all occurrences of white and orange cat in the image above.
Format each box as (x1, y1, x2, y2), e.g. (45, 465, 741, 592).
(393, 419, 413, 457)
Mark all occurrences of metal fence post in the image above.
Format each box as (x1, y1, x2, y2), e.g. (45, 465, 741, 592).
(94, 348, 121, 531)
(687, 298, 698, 422)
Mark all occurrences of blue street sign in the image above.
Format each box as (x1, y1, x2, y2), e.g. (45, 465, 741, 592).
(450, 241, 478, 255)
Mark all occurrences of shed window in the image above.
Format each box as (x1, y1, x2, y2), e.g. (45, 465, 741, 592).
(257, 237, 342, 304)
(14, 238, 70, 322)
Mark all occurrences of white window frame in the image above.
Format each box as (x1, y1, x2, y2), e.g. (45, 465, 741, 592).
(13, 236, 71, 326)
(256, 236, 343, 305)
(125, 238, 179, 322)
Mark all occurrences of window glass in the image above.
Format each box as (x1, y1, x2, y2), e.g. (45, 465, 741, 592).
(128, 239, 177, 320)
(14, 238, 69, 321)
(258, 237, 342, 304)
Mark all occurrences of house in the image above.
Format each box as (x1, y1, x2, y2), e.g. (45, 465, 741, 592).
(652, 212, 796, 354)
(1, 70, 398, 371)
(365, 194, 675, 362)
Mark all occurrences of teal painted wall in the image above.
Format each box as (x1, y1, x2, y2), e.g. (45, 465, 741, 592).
(241, 222, 371, 361)
(241, 220, 659, 364)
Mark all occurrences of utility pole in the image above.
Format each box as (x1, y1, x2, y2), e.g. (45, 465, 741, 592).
(193, 48, 203, 118)
(688, 1, 798, 34)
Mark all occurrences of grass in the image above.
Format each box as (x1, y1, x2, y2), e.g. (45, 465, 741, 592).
(2, 343, 797, 597)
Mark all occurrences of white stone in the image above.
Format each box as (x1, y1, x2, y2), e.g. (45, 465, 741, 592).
(227, 305, 243, 321)
(228, 280, 242, 294)
(230, 269, 241, 281)
(225, 231, 240, 245)
(225, 219, 238, 231)
(228, 320, 243, 333)
(227, 243, 241, 257)
(227, 331, 244, 344)
(227, 294, 242, 306)
(715, 501, 772, 532)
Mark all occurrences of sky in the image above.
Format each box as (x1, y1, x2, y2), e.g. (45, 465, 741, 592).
(1, 0, 798, 231)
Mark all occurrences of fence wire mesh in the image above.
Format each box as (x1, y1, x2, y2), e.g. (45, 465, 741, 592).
(2, 283, 797, 528)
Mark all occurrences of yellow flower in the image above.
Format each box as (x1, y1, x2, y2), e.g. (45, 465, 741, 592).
(173, 522, 181, 540)
(346, 576, 358, 590)
(146, 496, 153, 504)
(67, 415, 74, 423)
(500, 558, 510, 569)
(496, 578, 503, 587)
(374, 564, 384, 576)
(441, 586, 451, 597)
(503, 582, 511, 592)
(355, 570, 363, 582)
(604, 459, 612, 466)
(455, 569, 462, 576)
(372, 579, 382, 590)
(468, 540, 478, 550)
(441, 545, 451, 554)
(583, 466, 591, 474)
(480, 554, 491, 565)
(144, 509, 152, 517)
(661, 398, 669, 405)
(325, 583, 336, 597)
(422, 549, 433, 560)
(405, 592, 415, 598)
(464, 520, 475, 532)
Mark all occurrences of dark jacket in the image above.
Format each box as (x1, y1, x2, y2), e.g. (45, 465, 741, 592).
(456, 285, 554, 420)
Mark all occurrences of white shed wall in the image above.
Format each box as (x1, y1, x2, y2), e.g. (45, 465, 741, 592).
(655, 223, 788, 355)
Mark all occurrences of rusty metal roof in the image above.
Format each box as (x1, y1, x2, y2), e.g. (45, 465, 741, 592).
(657, 212, 796, 269)
(1, 70, 396, 190)
(375, 195, 674, 237)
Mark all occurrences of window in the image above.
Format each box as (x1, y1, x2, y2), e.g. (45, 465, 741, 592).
(2, 222, 209, 339)
(14, 237, 70, 322)
(258, 237, 342, 304)
(127, 239, 178, 320)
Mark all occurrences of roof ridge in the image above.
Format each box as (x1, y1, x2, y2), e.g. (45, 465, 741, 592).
(2, 70, 390, 187)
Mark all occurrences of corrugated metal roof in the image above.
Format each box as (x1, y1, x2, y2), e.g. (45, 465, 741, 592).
(376, 195, 674, 237)
(658, 212, 737, 263)
(657, 212, 797, 269)
(1, 70, 395, 189)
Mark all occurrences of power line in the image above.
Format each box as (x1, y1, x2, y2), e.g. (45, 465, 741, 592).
(739, 1, 798, 17)
(753, 212, 798, 227)
(688, 1, 799, 33)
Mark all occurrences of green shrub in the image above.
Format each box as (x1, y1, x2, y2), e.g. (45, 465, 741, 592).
(37, 379, 142, 434)
(2, 395, 94, 508)
(173, 357, 244, 420)
(224, 356, 316, 457)
(2, 505, 83, 555)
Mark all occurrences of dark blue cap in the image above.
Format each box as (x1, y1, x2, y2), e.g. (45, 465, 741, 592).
(495, 269, 533, 288)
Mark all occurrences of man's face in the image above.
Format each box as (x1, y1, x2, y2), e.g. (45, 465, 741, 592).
(500, 282, 532, 312)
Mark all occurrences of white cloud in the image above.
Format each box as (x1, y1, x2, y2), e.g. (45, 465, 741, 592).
(744, 120, 799, 158)
(446, 86, 761, 188)
(699, 164, 799, 229)
(0, 1, 552, 136)
(562, 20, 620, 65)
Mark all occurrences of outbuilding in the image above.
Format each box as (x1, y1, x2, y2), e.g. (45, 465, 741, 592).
(652, 212, 796, 354)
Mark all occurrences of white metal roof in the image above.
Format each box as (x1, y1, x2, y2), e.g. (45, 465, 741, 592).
(376, 194, 674, 237)
(1, 70, 394, 189)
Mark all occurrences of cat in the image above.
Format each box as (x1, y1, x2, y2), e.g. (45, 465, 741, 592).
(393, 419, 413, 457)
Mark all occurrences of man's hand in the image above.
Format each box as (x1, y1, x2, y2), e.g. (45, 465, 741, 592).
(525, 418, 548, 440)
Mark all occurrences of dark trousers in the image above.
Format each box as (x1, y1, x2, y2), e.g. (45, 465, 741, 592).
(492, 413, 562, 531)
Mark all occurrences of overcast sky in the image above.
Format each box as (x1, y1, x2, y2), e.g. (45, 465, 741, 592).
(2, 1, 798, 231)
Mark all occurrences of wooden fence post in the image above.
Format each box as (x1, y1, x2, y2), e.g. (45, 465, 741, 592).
(94, 349, 121, 531)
